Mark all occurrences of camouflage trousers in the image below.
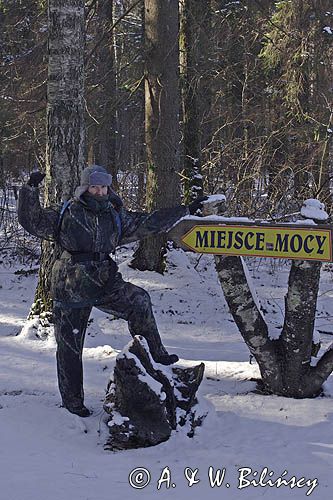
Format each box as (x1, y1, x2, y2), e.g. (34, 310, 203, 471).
(53, 275, 169, 409)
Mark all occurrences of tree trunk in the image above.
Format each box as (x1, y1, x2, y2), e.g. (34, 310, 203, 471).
(279, 259, 321, 396)
(130, 0, 181, 273)
(33, 0, 85, 315)
(92, 0, 117, 184)
(180, 0, 212, 203)
(215, 255, 283, 393)
(216, 252, 333, 398)
(310, 0, 333, 210)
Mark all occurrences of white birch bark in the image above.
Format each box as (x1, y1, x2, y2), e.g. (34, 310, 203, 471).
(46, 0, 85, 203)
(34, 0, 85, 314)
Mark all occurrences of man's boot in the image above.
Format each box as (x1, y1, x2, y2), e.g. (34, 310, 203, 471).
(64, 403, 92, 417)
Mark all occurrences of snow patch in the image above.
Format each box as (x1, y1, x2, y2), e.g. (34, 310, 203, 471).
(323, 26, 332, 34)
(301, 198, 328, 221)
(203, 194, 226, 203)
(19, 317, 54, 341)
(107, 411, 129, 427)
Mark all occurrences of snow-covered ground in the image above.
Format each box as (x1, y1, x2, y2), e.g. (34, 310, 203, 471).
(1, 247, 333, 500)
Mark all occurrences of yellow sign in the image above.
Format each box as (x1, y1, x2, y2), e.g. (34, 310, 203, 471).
(181, 225, 332, 261)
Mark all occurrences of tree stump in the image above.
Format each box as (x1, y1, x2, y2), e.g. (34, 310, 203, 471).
(103, 336, 205, 450)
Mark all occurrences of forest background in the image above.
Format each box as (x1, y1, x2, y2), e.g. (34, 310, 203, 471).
(0, 3, 333, 494)
(1, 0, 332, 226)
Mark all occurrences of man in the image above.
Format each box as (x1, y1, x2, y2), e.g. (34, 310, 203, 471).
(18, 165, 205, 417)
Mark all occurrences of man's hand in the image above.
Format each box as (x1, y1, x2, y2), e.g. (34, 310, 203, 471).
(188, 196, 209, 215)
(27, 172, 46, 187)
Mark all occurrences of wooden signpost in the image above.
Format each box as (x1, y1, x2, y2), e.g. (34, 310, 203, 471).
(168, 219, 333, 262)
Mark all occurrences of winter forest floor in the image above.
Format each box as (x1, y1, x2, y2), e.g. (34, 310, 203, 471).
(1, 247, 333, 500)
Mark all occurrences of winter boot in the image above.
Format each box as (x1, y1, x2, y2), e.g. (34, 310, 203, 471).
(64, 404, 92, 417)
(154, 353, 179, 365)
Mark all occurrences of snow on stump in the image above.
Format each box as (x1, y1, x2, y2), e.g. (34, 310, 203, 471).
(103, 336, 205, 450)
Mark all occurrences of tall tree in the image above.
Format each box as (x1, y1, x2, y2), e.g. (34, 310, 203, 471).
(180, 0, 212, 203)
(34, 0, 86, 314)
(0, 0, 47, 175)
(131, 0, 181, 272)
(87, 0, 117, 183)
(85, 0, 145, 202)
(260, 0, 333, 211)
(204, 1, 269, 214)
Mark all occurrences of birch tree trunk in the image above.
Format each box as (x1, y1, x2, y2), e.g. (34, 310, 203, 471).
(130, 0, 181, 273)
(33, 0, 85, 314)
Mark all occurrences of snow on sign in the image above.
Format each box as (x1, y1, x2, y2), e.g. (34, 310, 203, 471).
(179, 224, 332, 261)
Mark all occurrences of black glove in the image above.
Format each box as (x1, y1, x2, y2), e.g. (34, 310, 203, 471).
(27, 171, 46, 187)
(188, 195, 209, 215)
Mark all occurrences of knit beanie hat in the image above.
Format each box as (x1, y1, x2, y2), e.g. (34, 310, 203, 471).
(75, 165, 112, 198)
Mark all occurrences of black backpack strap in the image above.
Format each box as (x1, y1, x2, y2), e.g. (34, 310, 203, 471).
(56, 199, 72, 240)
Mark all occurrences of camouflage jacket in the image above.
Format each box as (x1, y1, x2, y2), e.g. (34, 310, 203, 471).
(18, 185, 188, 306)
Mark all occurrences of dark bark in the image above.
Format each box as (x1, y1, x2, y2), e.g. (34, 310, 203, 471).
(180, 0, 212, 203)
(130, 0, 181, 273)
(311, 346, 333, 393)
(280, 259, 321, 396)
(104, 336, 205, 450)
(91, 0, 117, 184)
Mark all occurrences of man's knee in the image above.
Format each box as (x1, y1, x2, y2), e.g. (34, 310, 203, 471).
(130, 287, 152, 313)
